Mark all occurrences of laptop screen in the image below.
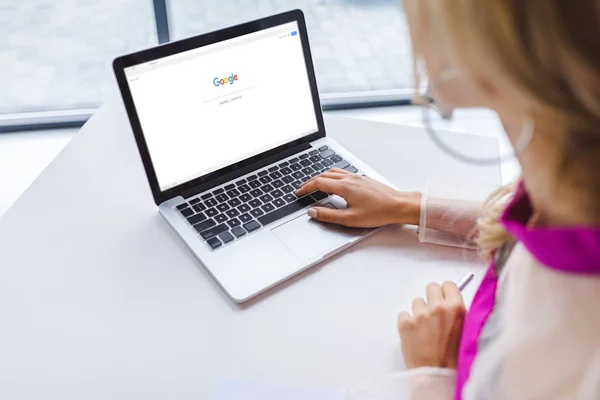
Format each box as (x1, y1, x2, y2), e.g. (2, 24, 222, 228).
(124, 21, 319, 191)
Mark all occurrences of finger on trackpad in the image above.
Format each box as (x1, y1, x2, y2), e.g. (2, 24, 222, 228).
(271, 204, 363, 262)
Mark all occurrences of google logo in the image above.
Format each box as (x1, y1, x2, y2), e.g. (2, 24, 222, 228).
(213, 73, 238, 86)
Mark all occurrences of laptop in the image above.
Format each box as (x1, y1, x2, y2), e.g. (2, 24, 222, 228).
(113, 9, 392, 303)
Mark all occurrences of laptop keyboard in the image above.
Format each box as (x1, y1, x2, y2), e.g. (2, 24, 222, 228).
(175, 146, 359, 250)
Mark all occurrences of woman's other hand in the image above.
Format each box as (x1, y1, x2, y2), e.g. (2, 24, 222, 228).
(295, 168, 421, 228)
(397, 282, 467, 369)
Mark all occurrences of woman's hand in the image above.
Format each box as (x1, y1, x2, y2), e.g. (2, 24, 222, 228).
(397, 282, 466, 369)
(295, 168, 422, 228)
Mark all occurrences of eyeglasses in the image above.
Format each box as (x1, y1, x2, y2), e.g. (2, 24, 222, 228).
(412, 75, 534, 165)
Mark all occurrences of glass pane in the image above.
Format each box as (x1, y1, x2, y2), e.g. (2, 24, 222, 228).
(169, 1, 413, 94)
(0, 1, 157, 114)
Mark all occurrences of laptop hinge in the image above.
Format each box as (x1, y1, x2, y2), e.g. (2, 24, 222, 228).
(180, 142, 312, 199)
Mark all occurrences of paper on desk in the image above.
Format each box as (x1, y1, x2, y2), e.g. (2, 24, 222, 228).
(213, 379, 346, 400)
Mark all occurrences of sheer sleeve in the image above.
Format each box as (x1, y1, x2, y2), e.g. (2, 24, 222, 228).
(347, 368, 456, 400)
(418, 194, 481, 249)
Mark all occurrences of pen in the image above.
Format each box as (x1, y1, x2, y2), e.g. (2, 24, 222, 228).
(457, 272, 475, 291)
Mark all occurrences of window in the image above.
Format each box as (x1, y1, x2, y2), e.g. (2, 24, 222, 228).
(1, 0, 414, 130)
(169, 0, 413, 94)
(0, 1, 157, 114)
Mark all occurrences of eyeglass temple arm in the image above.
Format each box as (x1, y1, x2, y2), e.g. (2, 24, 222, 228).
(424, 84, 454, 120)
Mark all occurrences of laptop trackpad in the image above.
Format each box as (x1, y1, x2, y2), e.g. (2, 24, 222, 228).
(271, 204, 363, 262)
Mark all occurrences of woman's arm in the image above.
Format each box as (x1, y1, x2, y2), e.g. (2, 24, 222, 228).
(419, 195, 481, 248)
(295, 169, 482, 249)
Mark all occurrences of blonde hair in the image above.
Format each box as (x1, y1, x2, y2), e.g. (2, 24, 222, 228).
(404, 0, 600, 260)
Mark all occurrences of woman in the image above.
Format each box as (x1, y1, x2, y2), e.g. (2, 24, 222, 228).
(296, 1, 600, 398)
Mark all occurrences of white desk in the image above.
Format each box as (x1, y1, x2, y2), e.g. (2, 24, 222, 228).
(0, 93, 500, 399)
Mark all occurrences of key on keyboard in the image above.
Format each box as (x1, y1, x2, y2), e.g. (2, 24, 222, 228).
(219, 231, 234, 243)
(180, 207, 193, 217)
(258, 195, 316, 226)
(239, 213, 252, 223)
(207, 237, 222, 249)
(312, 191, 329, 201)
(260, 194, 273, 203)
(227, 218, 241, 228)
(228, 198, 242, 207)
(194, 219, 216, 233)
(239, 193, 252, 202)
(244, 220, 261, 232)
(200, 223, 228, 240)
(226, 209, 240, 218)
(249, 199, 261, 208)
(319, 149, 335, 158)
(205, 198, 218, 207)
(215, 194, 229, 202)
(261, 203, 275, 213)
(192, 203, 206, 213)
(231, 226, 246, 237)
(188, 213, 207, 225)
(333, 160, 350, 170)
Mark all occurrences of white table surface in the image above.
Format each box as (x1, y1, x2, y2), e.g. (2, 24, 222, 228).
(0, 92, 500, 400)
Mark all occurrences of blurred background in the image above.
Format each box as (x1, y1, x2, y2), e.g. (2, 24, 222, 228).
(0, 0, 413, 117)
(0, 1, 513, 218)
